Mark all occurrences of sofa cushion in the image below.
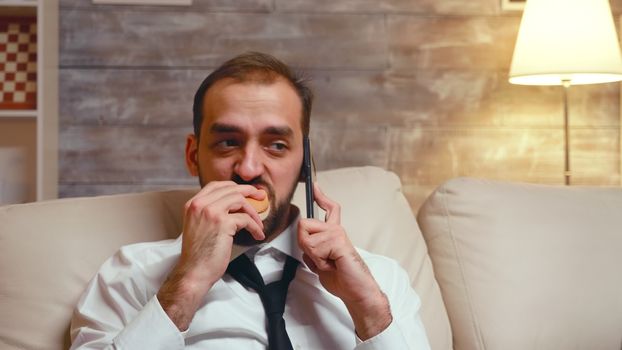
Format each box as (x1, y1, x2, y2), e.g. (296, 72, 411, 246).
(0, 166, 450, 350)
(417, 177, 622, 350)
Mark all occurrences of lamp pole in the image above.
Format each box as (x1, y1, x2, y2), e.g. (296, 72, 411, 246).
(562, 79, 571, 186)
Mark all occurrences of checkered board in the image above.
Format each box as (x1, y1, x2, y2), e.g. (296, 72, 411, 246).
(0, 17, 37, 110)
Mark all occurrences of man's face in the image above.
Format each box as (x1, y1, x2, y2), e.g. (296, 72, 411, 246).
(185, 77, 304, 242)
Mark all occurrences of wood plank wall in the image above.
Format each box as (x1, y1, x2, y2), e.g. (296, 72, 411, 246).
(59, 0, 622, 212)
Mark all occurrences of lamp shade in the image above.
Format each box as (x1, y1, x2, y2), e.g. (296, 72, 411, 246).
(509, 0, 622, 85)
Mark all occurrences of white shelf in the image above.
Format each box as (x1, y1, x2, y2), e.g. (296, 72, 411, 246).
(0, 110, 37, 118)
(0, 0, 58, 204)
(0, 1, 38, 7)
(92, 0, 192, 5)
(0, 1, 36, 16)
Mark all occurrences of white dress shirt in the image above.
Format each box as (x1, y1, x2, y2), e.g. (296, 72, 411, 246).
(70, 214, 430, 350)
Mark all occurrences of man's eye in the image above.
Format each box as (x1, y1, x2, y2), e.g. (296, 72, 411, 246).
(267, 142, 287, 152)
(215, 139, 239, 149)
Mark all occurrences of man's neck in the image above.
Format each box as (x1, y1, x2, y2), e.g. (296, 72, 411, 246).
(229, 204, 300, 261)
(264, 204, 299, 244)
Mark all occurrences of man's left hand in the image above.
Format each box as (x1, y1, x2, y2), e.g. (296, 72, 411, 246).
(297, 183, 393, 340)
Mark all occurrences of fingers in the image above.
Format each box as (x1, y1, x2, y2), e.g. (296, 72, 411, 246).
(187, 182, 260, 211)
(313, 183, 340, 225)
(183, 181, 268, 248)
(297, 219, 345, 272)
(185, 182, 265, 228)
(244, 187, 267, 201)
(228, 213, 265, 241)
(212, 188, 264, 223)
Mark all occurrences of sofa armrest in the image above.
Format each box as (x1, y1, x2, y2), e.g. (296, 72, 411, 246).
(418, 177, 622, 350)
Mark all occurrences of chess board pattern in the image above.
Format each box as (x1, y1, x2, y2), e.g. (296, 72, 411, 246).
(0, 17, 37, 110)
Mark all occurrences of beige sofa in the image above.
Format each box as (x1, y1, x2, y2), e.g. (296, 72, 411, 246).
(0, 166, 621, 350)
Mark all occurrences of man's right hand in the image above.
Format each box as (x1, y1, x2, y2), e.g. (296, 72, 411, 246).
(157, 181, 266, 331)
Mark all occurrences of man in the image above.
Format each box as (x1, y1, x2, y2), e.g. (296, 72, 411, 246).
(70, 52, 430, 349)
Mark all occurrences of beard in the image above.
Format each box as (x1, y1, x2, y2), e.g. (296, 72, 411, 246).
(198, 171, 299, 246)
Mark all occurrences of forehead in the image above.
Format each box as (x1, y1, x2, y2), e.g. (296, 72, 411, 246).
(201, 77, 303, 135)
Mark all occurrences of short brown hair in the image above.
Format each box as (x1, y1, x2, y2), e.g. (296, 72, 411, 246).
(192, 52, 313, 139)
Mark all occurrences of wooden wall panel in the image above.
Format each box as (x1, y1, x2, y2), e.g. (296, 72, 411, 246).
(569, 128, 621, 185)
(60, 69, 206, 126)
(61, 69, 620, 129)
(568, 83, 621, 127)
(388, 16, 521, 70)
(60, 0, 272, 12)
(275, 0, 499, 15)
(59, 183, 197, 198)
(58, 1, 621, 213)
(309, 69, 562, 127)
(389, 127, 619, 184)
(60, 125, 192, 183)
(310, 123, 391, 170)
(389, 128, 565, 185)
(60, 10, 387, 69)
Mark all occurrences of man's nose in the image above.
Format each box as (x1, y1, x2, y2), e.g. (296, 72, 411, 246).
(234, 143, 264, 182)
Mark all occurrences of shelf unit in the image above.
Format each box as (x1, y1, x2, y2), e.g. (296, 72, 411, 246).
(0, 109, 36, 117)
(0, 0, 58, 204)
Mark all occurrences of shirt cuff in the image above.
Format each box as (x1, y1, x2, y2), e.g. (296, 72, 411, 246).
(112, 295, 185, 350)
(354, 321, 409, 350)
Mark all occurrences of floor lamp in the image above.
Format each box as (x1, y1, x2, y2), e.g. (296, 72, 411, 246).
(509, 0, 622, 185)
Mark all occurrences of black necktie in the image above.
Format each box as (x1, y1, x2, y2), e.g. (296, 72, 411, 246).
(227, 253, 299, 350)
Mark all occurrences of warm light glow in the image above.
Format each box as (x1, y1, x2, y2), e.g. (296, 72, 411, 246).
(509, 0, 622, 86)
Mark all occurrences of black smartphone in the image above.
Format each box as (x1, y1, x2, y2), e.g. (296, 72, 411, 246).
(303, 136, 314, 219)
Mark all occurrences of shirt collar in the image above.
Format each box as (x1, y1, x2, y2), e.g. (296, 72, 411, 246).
(258, 212, 304, 263)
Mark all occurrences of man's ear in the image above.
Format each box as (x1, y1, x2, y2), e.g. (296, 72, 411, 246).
(185, 134, 200, 177)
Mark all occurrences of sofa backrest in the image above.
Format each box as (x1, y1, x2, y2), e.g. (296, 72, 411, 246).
(0, 166, 451, 350)
(418, 177, 622, 350)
